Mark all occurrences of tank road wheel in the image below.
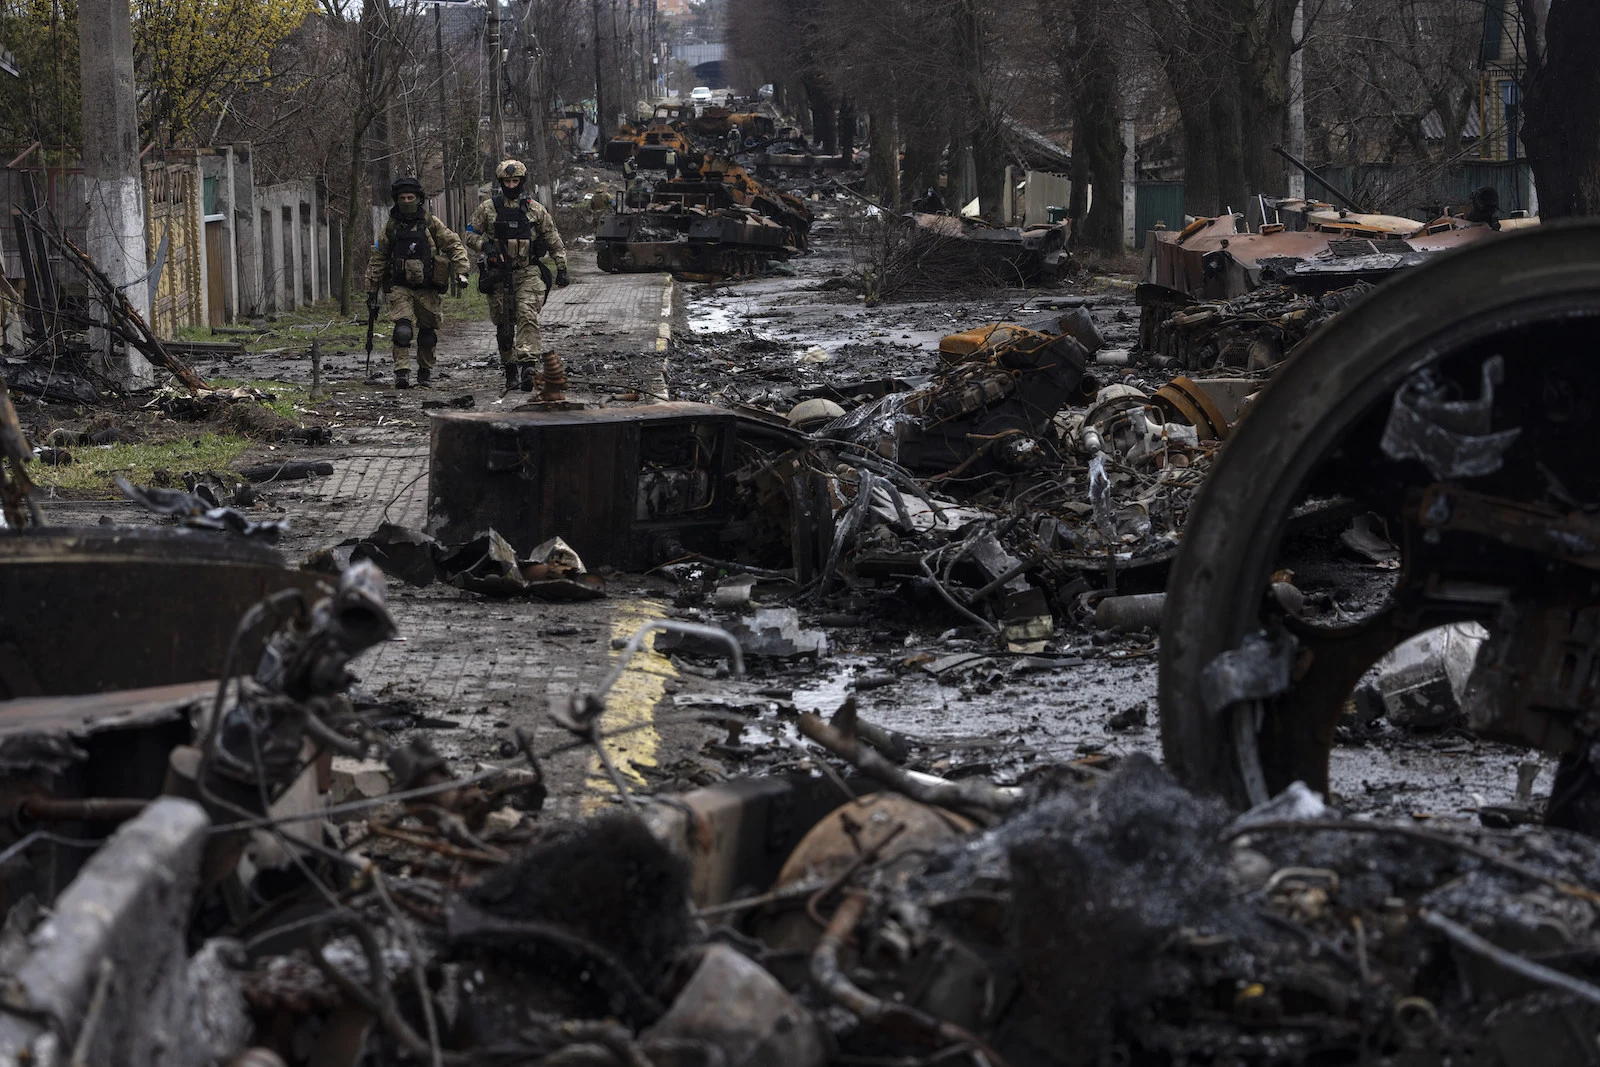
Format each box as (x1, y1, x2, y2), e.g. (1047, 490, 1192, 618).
(1159, 221, 1600, 818)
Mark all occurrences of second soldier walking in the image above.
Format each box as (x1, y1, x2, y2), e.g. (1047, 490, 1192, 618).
(466, 159, 571, 393)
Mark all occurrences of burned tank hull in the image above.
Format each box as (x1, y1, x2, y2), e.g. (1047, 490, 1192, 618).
(603, 137, 638, 164)
(596, 209, 796, 278)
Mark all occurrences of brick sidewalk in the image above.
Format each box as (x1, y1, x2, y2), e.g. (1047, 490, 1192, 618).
(265, 444, 429, 557)
(543, 253, 674, 354)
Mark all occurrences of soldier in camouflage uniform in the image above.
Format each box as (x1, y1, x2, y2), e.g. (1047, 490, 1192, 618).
(365, 175, 470, 389)
(465, 159, 571, 393)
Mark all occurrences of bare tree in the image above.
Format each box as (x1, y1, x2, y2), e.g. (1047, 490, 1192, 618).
(319, 0, 422, 315)
(1517, 0, 1600, 216)
(1032, 0, 1125, 251)
(1138, 0, 1296, 216)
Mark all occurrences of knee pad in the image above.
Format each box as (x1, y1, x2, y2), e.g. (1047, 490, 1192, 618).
(496, 323, 515, 349)
(417, 326, 437, 349)
(392, 318, 414, 347)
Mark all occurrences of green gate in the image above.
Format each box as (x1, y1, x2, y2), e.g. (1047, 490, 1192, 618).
(1135, 182, 1185, 250)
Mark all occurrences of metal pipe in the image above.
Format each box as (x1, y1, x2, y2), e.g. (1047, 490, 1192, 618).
(18, 796, 148, 824)
(1269, 143, 1365, 213)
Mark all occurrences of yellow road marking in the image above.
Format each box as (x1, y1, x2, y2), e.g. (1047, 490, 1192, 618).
(584, 599, 675, 811)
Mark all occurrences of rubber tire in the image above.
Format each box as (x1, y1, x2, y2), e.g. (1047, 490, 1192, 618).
(1159, 219, 1600, 806)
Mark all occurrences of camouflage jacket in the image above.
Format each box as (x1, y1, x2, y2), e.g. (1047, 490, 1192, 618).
(466, 192, 568, 271)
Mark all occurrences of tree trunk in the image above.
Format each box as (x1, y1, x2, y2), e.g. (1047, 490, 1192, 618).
(340, 118, 367, 317)
(1208, 81, 1248, 216)
(1234, 0, 1295, 208)
(804, 77, 836, 154)
(1150, 0, 1293, 219)
(900, 121, 939, 206)
(1177, 98, 1219, 218)
(838, 95, 854, 165)
(952, 0, 1006, 216)
(1522, 0, 1600, 217)
(971, 115, 1008, 219)
(1072, 0, 1123, 252)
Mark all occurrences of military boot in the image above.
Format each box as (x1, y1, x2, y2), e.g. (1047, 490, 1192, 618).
(416, 365, 432, 387)
(395, 369, 411, 390)
(504, 363, 519, 391)
(519, 364, 535, 392)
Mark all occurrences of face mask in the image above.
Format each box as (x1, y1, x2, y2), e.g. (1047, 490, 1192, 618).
(398, 199, 421, 218)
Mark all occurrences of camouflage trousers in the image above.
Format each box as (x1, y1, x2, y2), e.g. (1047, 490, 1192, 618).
(388, 285, 443, 372)
(487, 265, 550, 365)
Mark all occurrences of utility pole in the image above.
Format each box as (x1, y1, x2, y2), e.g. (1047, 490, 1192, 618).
(647, 0, 657, 99)
(592, 0, 607, 140)
(487, 0, 505, 164)
(434, 5, 452, 227)
(77, 0, 152, 387)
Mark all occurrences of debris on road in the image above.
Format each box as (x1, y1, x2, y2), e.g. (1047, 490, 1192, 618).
(3, 562, 1590, 1067)
(10, 84, 1600, 1067)
(326, 522, 607, 600)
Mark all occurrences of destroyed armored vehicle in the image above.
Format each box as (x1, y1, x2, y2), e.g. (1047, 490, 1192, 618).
(597, 158, 814, 278)
(1159, 220, 1600, 835)
(911, 212, 1074, 286)
(1137, 199, 1537, 364)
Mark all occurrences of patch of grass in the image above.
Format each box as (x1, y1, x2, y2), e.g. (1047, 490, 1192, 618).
(30, 433, 252, 494)
(172, 280, 516, 358)
(172, 297, 371, 355)
(207, 377, 309, 421)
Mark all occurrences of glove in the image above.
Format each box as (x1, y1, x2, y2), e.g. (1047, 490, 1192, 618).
(482, 239, 505, 268)
(555, 269, 571, 287)
(456, 273, 469, 288)
(365, 291, 380, 314)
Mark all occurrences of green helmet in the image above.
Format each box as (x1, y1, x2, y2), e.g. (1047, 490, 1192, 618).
(391, 175, 424, 200)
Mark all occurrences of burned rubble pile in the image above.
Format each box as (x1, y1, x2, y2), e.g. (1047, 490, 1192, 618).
(0, 574, 1594, 1067)
(8, 101, 1600, 1067)
(630, 303, 1241, 653)
(1137, 280, 1372, 370)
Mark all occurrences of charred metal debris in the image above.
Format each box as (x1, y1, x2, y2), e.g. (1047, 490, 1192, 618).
(1, 382, 1596, 1064)
(2, 579, 1599, 1067)
(404, 311, 1232, 655)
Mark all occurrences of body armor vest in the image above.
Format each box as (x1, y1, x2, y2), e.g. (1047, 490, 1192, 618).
(388, 214, 439, 289)
(492, 193, 543, 265)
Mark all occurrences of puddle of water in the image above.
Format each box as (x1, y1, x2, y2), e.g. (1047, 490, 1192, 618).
(687, 302, 746, 335)
(792, 663, 858, 713)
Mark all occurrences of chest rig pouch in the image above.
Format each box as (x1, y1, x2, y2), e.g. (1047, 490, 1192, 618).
(388, 216, 436, 289)
(492, 193, 541, 266)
